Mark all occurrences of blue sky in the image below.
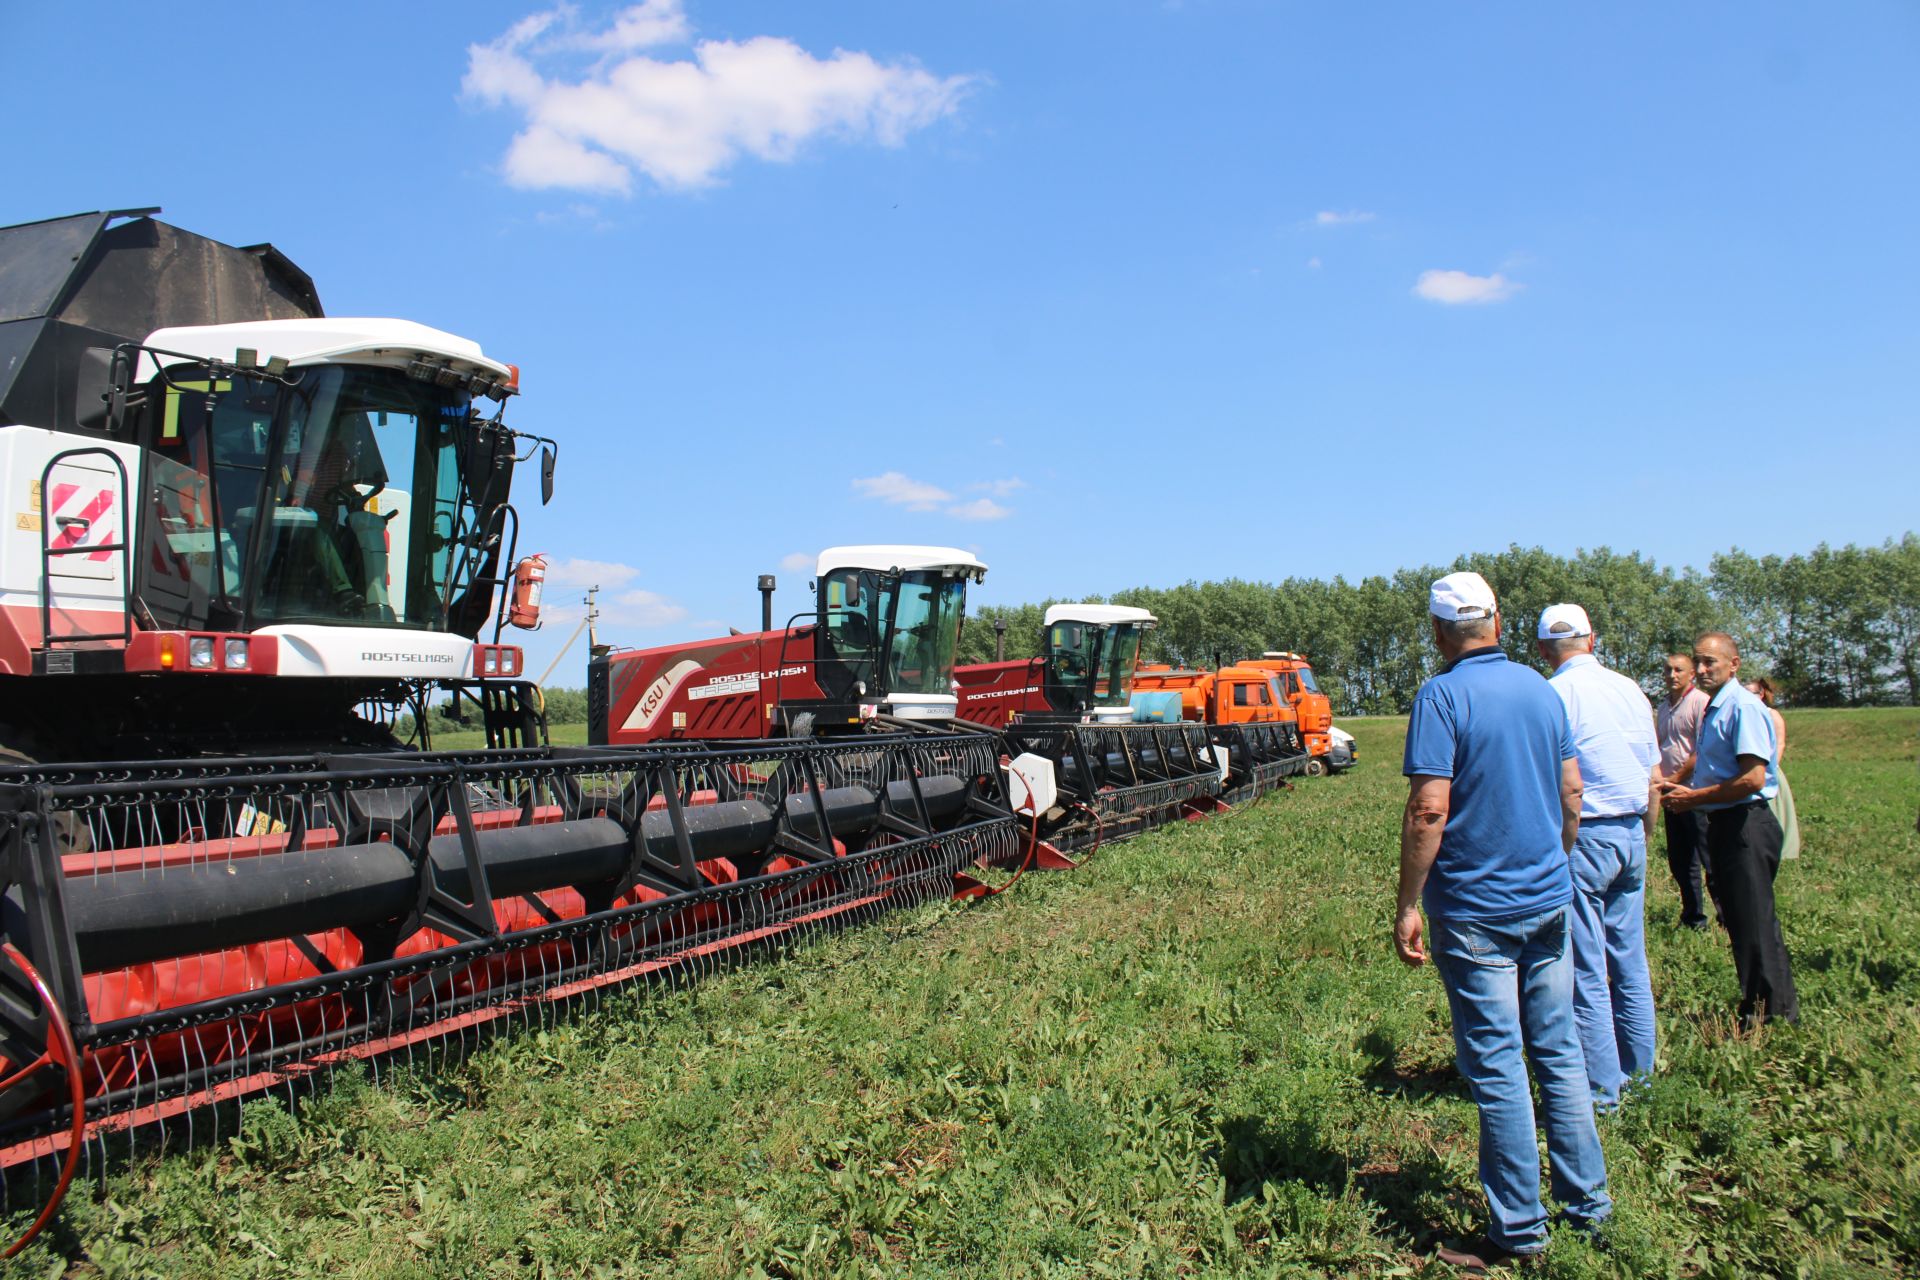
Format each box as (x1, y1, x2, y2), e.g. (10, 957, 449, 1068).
(7, 1, 1917, 681)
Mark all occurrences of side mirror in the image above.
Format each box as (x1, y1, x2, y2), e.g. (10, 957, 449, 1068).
(540, 443, 556, 505)
(74, 347, 116, 432)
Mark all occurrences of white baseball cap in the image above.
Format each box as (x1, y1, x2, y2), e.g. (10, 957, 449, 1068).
(1429, 571, 1497, 620)
(1537, 603, 1593, 639)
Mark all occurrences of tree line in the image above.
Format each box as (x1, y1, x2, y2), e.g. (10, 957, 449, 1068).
(957, 535, 1920, 715)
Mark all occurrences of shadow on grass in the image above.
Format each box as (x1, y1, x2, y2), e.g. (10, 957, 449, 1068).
(1212, 1113, 1458, 1247)
(1359, 1027, 1463, 1102)
(1797, 943, 1917, 994)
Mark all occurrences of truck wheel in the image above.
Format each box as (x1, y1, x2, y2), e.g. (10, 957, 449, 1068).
(1304, 757, 1329, 778)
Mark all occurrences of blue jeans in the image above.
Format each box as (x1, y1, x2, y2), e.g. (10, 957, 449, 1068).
(1568, 817, 1657, 1106)
(1431, 905, 1613, 1252)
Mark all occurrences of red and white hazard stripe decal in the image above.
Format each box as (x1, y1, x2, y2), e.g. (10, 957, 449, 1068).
(47, 482, 117, 562)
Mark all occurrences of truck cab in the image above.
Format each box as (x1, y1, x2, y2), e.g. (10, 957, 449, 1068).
(1243, 652, 1347, 773)
(592, 546, 987, 742)
(954, 603, 1154, 725)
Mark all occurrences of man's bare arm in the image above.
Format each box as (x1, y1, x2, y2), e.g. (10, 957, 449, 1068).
(1560, 757, 1584, 853)
(1397, 776, 1450, 966)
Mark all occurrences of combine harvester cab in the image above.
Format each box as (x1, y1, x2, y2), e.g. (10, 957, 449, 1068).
(953, 605, 1226, 853)
(1128, 663, 1310, 805)
(1244, 652, 1351, 775)
(0, 209, 555, 760)
(0, 217, 1019, 1240)
(591, 545, 990, 742)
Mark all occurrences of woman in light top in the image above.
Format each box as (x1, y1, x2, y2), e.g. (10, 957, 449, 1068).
(1745, 678, 1800, 860)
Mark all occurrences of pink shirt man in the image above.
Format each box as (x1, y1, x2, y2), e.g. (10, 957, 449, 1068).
(1657, 684, 1709, 777)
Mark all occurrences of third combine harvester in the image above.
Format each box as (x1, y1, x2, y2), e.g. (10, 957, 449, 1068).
(953, 605, 1299, 845)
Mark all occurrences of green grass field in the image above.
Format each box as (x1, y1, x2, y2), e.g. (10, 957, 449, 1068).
(12, 710, 1919, 1278)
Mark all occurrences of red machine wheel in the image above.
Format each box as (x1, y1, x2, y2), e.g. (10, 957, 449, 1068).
(0, 944, 87, 1259)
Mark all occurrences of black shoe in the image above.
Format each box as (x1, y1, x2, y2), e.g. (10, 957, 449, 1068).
(1681, 917, 1709, 932)
(1434, 1237, 1526, 1273)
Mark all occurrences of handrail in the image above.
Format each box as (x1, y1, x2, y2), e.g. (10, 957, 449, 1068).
(38, 446, 134, 650)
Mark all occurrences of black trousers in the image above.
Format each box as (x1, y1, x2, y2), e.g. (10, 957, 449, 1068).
(1665, 807, 1712, 924)
(1706, 802, 1800, 1025)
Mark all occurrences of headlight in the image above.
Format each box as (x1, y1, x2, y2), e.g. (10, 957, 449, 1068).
(223, 638, 250, 670)
(483, 649, 500, 675)
(188, 636, 215, 669)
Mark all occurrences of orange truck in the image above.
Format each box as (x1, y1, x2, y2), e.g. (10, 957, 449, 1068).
(1129, 663, 1308, 800)
(1130, 663, 1300, 730)
(1241, 652, 1351, 775)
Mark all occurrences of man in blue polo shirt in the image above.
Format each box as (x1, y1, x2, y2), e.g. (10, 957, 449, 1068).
(1659, 632, 1799, 1026)
(1398, 572, 1611, 1272)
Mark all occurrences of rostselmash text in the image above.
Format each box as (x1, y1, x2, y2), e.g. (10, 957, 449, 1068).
(360, 652, 458, 664)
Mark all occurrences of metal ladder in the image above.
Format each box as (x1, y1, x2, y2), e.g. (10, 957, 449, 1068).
(37, 446, 134, 652)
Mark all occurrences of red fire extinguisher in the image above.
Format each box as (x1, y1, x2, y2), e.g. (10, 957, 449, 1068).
(508, 554, 546, 629)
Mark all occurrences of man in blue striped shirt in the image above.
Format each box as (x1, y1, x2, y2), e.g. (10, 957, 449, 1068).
(1538, 604, 1659, 1108)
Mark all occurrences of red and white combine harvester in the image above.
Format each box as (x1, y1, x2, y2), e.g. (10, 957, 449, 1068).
(0, 215, 1017, 1248)
(591, 545, 988, 742)
(0, 209, 554, 760)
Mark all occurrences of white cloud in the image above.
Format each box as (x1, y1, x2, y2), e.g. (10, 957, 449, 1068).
(946, 497, 1010, 521)
(464, 2, 976, 193)
(560, 0, 690, 52)
(1314, 209, 1375, 227)
(544, 556, 640, 590)
(779, 552, 815, 573)
(600, 587, 688, 628)
(853, 471, 953, 511)
(537, 557, 686, 629)
(1412, 269, 1522, 305)
(1306, 256, 1322, 270)
(544, 587, 687, 631)
(853, 471, 1015, 519)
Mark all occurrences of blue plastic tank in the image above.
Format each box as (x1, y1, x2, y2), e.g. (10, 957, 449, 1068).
(1130, 691, 1185, 723)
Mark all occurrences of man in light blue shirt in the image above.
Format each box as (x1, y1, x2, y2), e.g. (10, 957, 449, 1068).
(1659, 632, 1799, 1025)
(1538, 604, 1659, 1108)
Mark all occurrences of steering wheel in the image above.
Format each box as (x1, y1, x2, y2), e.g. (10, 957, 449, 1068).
(325, 481, 397, 523)
(844, 619, 874, 652)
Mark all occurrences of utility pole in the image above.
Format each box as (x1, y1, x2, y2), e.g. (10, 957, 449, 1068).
(537, 585, 600, 687)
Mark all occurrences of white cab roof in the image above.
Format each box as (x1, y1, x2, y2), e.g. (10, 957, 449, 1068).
(816, 545, 987, 577)
(1044, 603, 1156, 627)
(138, 317, 513, 381)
